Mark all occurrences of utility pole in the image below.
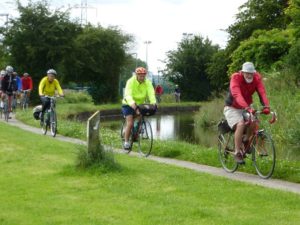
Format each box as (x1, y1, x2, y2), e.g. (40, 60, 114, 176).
(67, 1, 97, 26)
(81, 0, 88, 26)
(144, 40, 152, 71)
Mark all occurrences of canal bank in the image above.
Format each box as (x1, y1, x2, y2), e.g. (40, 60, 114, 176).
(67, 105, 201, 120)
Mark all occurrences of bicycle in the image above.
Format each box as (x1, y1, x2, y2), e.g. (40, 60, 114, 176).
(2, 94, 10, 122)
(20, 90, 30, 110)
(217, 109, 277, 179)
(120, 104, 156, 157)
(11, 92, 18, 113)
(40, 96, 58, 137)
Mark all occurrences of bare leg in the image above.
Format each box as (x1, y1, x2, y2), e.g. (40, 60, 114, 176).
(234, 121, 246, 154)
(124, 115, 133, 142)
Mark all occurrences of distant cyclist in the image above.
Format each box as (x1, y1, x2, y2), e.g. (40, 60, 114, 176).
(38, 69, 64, 122)
(0, 66, 18, 116)
(122, 67, 157, 150)
(21, 72, 33, 104)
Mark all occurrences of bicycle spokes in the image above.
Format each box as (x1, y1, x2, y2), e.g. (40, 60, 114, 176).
(218, 132, 238, 173)
(253, 132, 276, 179)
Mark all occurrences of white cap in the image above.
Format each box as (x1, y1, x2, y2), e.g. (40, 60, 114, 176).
(242, 62, 256, 73)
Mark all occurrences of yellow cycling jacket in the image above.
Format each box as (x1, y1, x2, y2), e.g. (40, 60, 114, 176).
(38, 76, 63, 96)
(122, 75, 156, 106)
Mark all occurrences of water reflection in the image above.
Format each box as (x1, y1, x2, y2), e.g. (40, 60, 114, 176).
(102, 112, 216, 146)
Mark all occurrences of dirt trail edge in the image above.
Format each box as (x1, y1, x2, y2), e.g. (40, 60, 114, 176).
(4, 116, 300, 195)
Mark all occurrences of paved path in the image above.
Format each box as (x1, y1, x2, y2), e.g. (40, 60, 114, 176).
(3, 115, 300, 195)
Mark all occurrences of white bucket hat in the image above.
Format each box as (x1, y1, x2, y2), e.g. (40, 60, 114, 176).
(242, 62, 256, 73)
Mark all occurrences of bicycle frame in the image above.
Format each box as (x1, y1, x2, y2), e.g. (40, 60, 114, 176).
(21, 90, 30, 110)
(41, 96, 58, 137)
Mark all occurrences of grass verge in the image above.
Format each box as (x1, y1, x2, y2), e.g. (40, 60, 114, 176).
(16, 107, 300, 183)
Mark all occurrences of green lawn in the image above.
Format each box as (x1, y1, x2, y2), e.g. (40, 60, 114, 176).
(0, 123, 300, 225)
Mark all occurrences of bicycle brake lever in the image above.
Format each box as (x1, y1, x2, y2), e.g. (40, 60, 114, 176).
(269, 112, 277, 124)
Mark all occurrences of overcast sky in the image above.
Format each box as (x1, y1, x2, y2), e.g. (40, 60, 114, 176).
(1, 0, 247, 73)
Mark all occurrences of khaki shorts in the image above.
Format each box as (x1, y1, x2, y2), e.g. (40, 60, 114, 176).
(223, 106, 244, 129)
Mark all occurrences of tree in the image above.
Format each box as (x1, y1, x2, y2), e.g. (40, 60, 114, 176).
(206, 49, 230, 95)
(72, 25, 132, 103)
(1, 0, 81, 81)
(165, 35, 218, 101)
(229, 28, 294, 73)
(226, 0, 289, 53)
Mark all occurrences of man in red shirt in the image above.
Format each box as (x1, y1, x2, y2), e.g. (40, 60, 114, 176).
(21, 72, 33, 104)
(224, 62, 270, 164)
(155, 84, 163, 103)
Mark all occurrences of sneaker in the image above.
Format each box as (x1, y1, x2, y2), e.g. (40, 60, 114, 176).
(123, 142, 131, 150)
(234, 152, 245, 164)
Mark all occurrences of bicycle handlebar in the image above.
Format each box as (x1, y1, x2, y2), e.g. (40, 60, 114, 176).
(251, 110, 277, 124)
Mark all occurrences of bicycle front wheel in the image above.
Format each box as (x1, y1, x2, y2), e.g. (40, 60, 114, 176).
(50, 110, 57, 137)
(252, 131, 276, 179)
(218, 132, 238, 173)
(3, 102, 9, 122)
(41, 113, 49, 135)
(138, 119, 153, 157)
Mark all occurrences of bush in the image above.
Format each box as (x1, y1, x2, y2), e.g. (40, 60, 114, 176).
(229, 29, 294, 74)
(284, 38, 300, 85)
(61, 90, 93, 104)
(76, 144, 120, 173)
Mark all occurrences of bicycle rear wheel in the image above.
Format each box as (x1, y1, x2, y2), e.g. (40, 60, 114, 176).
(50, 110, 57, 137)
(218, 132, 238, 173)
(120, 119, 133, 153)
(252, 131, 276, 179)
(138, 119, 153, 157)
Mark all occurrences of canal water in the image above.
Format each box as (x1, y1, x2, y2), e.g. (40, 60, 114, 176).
(101, 111, 217, 147)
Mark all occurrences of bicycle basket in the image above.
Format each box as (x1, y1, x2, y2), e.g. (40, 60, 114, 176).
(138, 104, 157, 116)
(33, 105, 42, 120)
(217, 119, 232, 134)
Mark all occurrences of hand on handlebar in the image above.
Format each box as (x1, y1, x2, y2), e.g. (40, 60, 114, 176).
(262, 106, 270, 115)
(245, 107, 255, 115)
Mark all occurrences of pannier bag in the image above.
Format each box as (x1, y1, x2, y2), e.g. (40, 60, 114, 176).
(138, 104, 157, 116)
(33, 105, 42, 120)
(217, 119, 232, 134)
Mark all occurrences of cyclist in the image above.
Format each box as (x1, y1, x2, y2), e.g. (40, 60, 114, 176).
(0, 70, 6, 109)
(224, 62, 271, 164)
(38, 69, 64, 123)
(21, 72, 33, 104)
(0, 66, 18, 116)
(12, 71, 22, 108)
(174, 84, 181, 102)
(122, 67, 157, 150)
(155, 84, 163, 103)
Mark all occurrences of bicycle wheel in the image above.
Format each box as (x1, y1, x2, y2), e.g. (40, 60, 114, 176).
(138, 119, 153, 157)
(22, 96, 28, 111)
(120, 119, 133, 153)
(50, 110, 57, 137)
(3, 101, 9, 122)
(252, 131, 276, 179)
(41, 113, 49, 135)
(218, 132, 238, 173)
